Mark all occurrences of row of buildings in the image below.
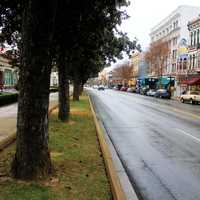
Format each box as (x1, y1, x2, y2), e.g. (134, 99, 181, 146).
(99, 5, 200, 97)
(149, 5, 200, 96)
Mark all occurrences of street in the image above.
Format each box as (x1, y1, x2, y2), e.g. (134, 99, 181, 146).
(88, 88, 200, 200)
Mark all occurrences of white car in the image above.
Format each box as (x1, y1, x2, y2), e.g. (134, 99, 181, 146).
(180, 91, 200, 104)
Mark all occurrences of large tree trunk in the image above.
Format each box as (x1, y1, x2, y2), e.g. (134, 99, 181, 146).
(11, 0, 56, 180)
(73, 78, 80, 101)
(58, 52, 70, 121)
(79, 82, 84, 95)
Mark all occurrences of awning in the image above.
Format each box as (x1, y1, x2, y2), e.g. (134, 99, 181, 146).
(181, 77, 200, 85)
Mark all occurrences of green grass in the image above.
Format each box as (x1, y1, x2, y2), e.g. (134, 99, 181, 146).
(0, 92, 13, 96)
(0, 95, 112, 200)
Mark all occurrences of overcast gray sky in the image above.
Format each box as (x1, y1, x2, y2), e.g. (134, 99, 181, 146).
(120, 0, 200, 50)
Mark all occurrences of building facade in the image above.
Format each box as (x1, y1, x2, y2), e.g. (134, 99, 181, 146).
(178, 15, 200, 93)
(150, 5, 200, 96)
(129, 51, 140, 86)
(129, 51, 148, 86)
(0, 54, 18, 88)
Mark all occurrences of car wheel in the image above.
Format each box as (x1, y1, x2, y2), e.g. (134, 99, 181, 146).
(189, 98, 194, 104)
(180, 98, 184, 103)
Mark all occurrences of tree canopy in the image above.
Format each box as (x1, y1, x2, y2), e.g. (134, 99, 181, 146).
(0, 0, 140, 180)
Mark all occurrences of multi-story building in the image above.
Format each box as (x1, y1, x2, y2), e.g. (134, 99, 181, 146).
(150, 5, 200, 96)
(179, 15, 200, 92)
(129, 50, 140, 86)
(138, 52, 148, 79)
(129, 51, 148, 86)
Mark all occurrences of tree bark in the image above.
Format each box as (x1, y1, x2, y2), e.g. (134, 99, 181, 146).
(58, 52, 70, 121)
(79, 83, 84, 95)
(11, 0, 56, 180)
(73, 78, 80, 101)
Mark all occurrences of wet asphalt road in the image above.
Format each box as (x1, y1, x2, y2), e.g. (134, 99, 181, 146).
(88, 88, 200, 200)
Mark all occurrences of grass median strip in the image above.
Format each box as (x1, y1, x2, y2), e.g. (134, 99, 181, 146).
(0, 95, 112, 200)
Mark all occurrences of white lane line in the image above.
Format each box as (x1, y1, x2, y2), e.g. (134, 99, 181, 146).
(175, 128, 200, 143)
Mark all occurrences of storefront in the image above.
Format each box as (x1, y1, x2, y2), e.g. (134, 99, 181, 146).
(181, 77, 200, 93)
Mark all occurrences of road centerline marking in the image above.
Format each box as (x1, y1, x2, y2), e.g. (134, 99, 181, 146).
(175, 128, 200, 143)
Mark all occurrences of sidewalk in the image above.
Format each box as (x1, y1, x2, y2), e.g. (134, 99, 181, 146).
(0, 99, 58, 150)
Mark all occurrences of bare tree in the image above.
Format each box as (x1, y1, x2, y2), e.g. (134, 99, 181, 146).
(145, 39, 170, 77)
(113, 61, 133, 84)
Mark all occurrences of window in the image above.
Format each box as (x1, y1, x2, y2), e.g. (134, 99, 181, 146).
(189, 55, 192, 69)
(197, 29, 199, 45)
(173, 22, 176, 29)
(172, 49, 177, 59)
(183, 58, 187, 70)
(194, 31, 196, 46)
(176, 20, 178, 27)
(173, 37, 177, 46)
(198, 53, 200, 68)
(179, 59, 183, 71)
(192, 54, 195, 68)
(172, 63, 176, 72)
(191, 32, 193, 46)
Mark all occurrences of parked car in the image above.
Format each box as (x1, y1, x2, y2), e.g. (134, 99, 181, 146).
(113, 86, 118, 90)
(92, 85, 98, 89)
(147, 89, 156, 97)
(120, 86, 128, 91)
(127, 87, 136, 93)
(140, 87, 149, 95)
(180, 91, 200, 104)
(154, 89, 170, 99)
(98, 85, 105, 90)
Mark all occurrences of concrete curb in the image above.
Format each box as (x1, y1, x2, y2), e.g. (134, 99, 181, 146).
(88, 96, 126, 200)
(0, 104, 58, 150)
(0, 132, 16, 150)
(88, 95, 139, 200)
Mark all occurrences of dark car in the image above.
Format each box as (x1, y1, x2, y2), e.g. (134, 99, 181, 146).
(154, 89, 170, 99)
(140, 87, 149, 95)
(120, 86, 128, 91)
(127, 87, 136, 93)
